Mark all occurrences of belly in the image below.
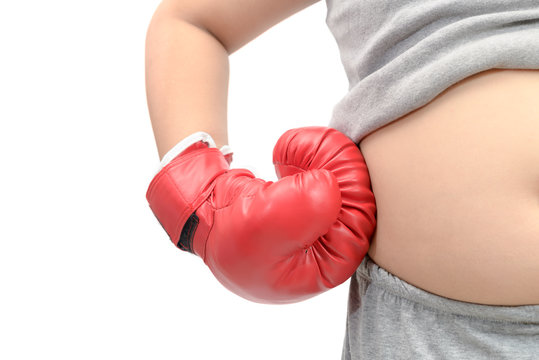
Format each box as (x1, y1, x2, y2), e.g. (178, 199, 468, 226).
(359, 68, 539, 305)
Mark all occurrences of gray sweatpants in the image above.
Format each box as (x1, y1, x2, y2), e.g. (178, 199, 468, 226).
(342, 255, 539, 359)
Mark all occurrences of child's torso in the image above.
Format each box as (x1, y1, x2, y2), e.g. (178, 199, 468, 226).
(360, 68, 539, 305)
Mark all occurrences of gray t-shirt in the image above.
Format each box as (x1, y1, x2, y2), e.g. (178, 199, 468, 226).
(324, 0, 539, 143)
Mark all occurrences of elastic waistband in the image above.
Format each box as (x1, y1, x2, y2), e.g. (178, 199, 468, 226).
(357, 255, 539, 324)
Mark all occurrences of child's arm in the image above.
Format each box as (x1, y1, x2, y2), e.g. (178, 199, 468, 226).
(145, 0, 320, 160)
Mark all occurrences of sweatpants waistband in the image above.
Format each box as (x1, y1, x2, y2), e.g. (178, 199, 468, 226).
(357, 255, 539, 324)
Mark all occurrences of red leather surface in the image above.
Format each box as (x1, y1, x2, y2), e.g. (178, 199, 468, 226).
(146, 126, 376, 303)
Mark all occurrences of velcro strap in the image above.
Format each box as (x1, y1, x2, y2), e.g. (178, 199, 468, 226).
(146, 146, 229, 252)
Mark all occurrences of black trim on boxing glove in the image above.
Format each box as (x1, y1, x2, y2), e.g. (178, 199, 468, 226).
(178, 213, 199, 254)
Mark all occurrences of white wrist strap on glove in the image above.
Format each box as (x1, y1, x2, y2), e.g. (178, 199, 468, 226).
(157, 132, 233, 173)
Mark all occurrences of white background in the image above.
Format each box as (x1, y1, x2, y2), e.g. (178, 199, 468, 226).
(0, 1, 352, 359)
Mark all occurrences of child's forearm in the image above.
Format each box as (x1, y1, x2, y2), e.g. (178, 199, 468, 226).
(145, 9, 230, 160)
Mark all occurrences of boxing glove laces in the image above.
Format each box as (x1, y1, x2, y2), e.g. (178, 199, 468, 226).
(146, 126, 376, 303)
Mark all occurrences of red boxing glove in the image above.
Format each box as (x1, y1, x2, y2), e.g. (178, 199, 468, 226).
(146, 126, 376, 303)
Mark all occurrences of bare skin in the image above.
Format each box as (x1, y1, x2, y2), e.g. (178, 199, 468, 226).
(145, 0, 319, 160)
(361, 68, 539, 305)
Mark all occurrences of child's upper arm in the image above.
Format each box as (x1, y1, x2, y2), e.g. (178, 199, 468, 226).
(154, 0, 321, 54)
